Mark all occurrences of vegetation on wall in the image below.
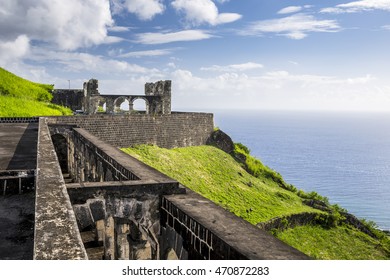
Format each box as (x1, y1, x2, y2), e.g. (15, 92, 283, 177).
(0, 67, 72, 117)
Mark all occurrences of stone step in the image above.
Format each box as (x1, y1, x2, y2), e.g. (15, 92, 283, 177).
(62, 173, 73, 184)
(86, 246, 104, 260)
(80, 231, 95, 244)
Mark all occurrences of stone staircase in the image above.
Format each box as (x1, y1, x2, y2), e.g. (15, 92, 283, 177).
(62, 173, 73, 184)
(80, 231, 104, 260)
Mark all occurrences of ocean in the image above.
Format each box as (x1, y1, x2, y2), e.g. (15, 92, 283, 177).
(214, 110, 390, 231)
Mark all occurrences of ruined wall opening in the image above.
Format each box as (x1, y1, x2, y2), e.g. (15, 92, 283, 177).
(119, 99, 130, 114)
(132, 98, 148, 114)
(98, 100, 107, 113)
(51, 134, 68, 173)
(114, 97, 129, 114)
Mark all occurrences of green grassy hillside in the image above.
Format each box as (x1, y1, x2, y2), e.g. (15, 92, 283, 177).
(122, 144, 390, 259)
(0, 67, 72, 116)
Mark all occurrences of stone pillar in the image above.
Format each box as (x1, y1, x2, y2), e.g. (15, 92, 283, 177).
(145, 80, 171, 114)
(161, 80, 171, 114)
(83, 79, 100, 115)
(104, 216, 115, 260)
(106, 99, 115, 114)
(115, 222, 130, 260)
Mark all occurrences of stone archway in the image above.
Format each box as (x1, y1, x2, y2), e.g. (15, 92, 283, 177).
(98, 98, 107, 113)
(130, 97, 149, 114)
(113, 96, 129, 114)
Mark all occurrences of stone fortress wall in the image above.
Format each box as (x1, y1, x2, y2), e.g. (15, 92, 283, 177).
(1, 79, 310, 260)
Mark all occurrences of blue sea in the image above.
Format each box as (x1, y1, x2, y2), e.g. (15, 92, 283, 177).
(214, 110, 390, 231)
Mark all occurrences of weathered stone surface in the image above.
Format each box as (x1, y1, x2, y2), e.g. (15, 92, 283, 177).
(52, 79, 172, 115)
(162, 188, 311, 260)
(51, 89, 84, 111)
(47, 112, 214, 149)
(206, 129, 234, 154)
(0, 123, 38, 170)
(34, 119, 87, 260)
(73, 204, 94, 230)
(89, 199, 106, 221)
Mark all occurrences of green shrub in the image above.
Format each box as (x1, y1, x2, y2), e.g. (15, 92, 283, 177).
(235, 142, 251, 154)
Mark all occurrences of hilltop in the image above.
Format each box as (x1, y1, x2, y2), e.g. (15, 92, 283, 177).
(0, 67, 72, 117)
(122, 140, 390, 260)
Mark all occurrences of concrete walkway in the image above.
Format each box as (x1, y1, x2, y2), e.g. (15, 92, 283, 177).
(0, 193, 35, 259)
(0, 123, 38, 170)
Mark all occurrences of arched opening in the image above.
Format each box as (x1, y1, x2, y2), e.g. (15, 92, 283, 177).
(98, 100, 106, 113)
(119, 99, 130, 114)
(132, 98, 148, 114)
(51, 134, 68, 173)
(114, 97, 128, 114)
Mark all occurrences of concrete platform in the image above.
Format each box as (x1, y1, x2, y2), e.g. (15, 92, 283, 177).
(0, 123, 38, 170)
(0, 193, 35, 259)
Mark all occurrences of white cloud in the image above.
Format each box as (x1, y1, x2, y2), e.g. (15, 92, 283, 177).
(135, 30, 213, 44)
(201, 62, 263, 72)
(277, 6, 303, 14)
(109, 26, 131, 32)
(0, 35, 30, 65)
(118, 48, 175, 58)
(103, 36, 125, 44)
(0, 0, 114, 50)
(241, 14, 340, 39)
(168, 68, 389, 111)
(120, 0, 165, 20)
(172, 0, 242, 26)
(321, 0, 390, 13)
(29, 48, 158, 75)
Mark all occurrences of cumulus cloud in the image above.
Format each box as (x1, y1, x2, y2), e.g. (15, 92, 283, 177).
(321, 0, 390, 13)
(168, 68, 388, 111)
(117, 0, 165, 20)
(241, 14, 340, 39)
(30, 48, 158, 75)
(0, 0, 113, 50)
(201, 62, 263, 72)
(172, 0, 242, 26)
(0, 35, 30, 65)
(135, 30, 213, 44)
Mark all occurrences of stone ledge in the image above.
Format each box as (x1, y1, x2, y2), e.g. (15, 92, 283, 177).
(164, 188, 310, 260)
(34, 118, 87, 260)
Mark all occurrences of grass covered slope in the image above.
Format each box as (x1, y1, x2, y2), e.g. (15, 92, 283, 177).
(276, 225, 389, 260)
(122, 144, 390, 259)
(0, 67, 72, 117)
(122, 145, 317, 224)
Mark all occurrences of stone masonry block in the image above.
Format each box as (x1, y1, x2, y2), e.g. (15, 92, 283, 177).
(88, 199, 106, 222)
(73, 204, 94, 230)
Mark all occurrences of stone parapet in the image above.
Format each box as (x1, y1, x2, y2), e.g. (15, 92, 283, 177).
(47, 112, 214, 148)
(34, 118, 87, 260)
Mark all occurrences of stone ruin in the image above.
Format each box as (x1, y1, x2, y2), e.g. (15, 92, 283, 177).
(52, 79, 172, 115)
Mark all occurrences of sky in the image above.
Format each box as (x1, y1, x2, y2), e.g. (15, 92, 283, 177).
(1, 0, 390, 112)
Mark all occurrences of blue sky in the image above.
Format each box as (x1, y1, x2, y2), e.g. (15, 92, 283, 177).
(1, 0, 390, 111)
